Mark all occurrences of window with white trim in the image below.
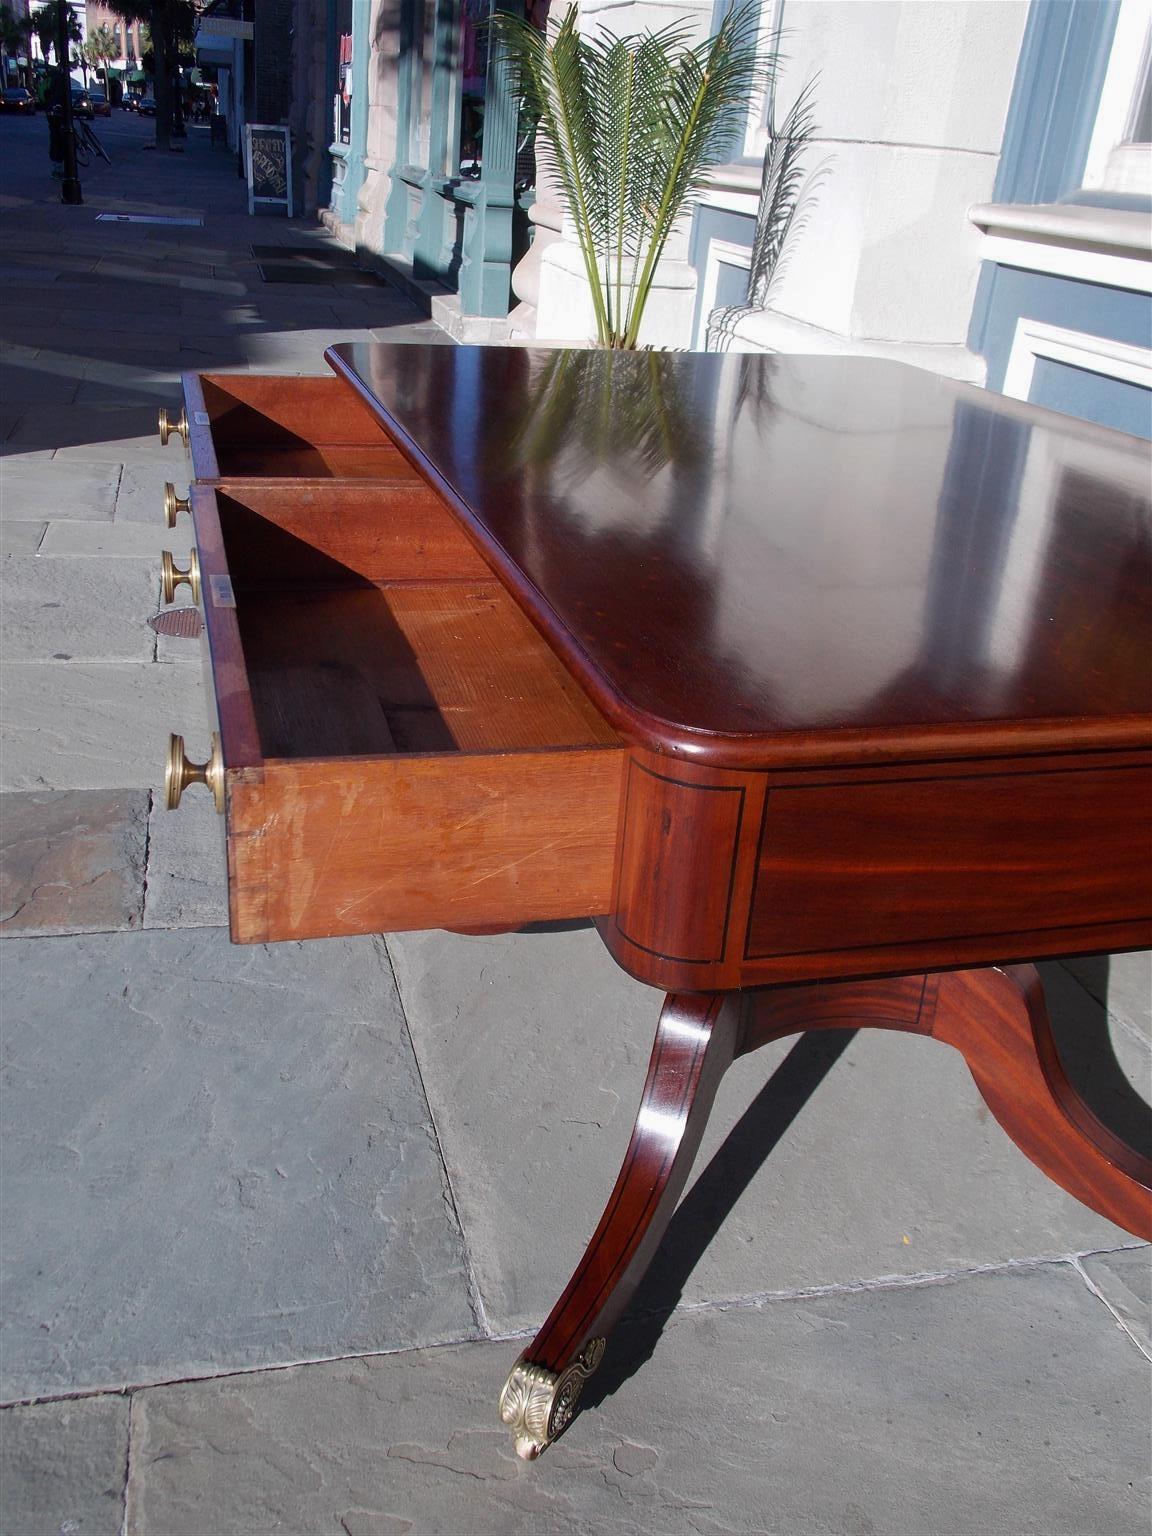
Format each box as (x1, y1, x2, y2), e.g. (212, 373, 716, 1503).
(736, 0, 783, 161)
(1082, 0, 1152, 196)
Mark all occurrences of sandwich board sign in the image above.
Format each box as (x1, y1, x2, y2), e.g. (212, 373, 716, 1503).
(245, 124, 293, 217)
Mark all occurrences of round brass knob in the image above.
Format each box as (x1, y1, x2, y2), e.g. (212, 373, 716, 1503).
(165, 732, 224, 813)
(158, 406, 189, 448)
(164, 483, 191, 528)
(161, 549, 201, 605)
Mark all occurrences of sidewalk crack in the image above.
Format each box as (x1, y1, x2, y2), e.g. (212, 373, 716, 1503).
(1069, 1253, 1152, 1362)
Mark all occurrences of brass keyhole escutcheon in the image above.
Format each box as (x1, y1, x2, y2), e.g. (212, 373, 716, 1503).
(165, 732, 224, 813)
(158, 406, 189, 447)
(164, 483, 191, 527)
(161, 549, 201, 605)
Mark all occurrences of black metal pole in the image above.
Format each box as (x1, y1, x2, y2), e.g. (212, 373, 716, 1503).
(55, 0, 81, 204)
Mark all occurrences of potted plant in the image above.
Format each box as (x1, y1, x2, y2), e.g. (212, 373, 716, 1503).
(492, 2, 768, 350)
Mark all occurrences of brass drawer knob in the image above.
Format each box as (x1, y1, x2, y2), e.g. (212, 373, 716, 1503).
(165, 732, 224, 813)
(164, 483, 191, 527)
(158, 406, 189, 447)
(161, 549, 201, 605)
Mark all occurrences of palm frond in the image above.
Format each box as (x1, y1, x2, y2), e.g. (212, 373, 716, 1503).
(708, 79, 820, 349)
(747, 78, 818, 306)
(494, 1, 769, 348)
(622, 2, 768, 346)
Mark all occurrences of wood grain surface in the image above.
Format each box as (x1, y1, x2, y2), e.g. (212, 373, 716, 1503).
(228, 749, 622, 942)
(327, 343, 1152, 769)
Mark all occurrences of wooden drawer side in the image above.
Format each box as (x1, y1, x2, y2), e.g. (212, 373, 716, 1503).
(184, 373, 416, 481)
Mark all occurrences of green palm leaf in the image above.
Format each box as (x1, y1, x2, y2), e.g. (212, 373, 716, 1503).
(492, 1, 770, 348)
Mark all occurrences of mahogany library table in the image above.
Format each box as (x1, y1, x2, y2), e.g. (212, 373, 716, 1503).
(158, 344, 1152, 1460)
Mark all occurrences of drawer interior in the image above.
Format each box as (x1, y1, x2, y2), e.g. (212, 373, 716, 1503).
(214, 486, 618, 762)
(197, 375, 417, 479)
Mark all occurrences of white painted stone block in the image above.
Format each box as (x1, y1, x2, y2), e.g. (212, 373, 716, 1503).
(781, 0, 1028, 155)
(763, 140, 998, 347)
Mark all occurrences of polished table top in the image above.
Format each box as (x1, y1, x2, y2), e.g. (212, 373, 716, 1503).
(328, 343, 1151, 768)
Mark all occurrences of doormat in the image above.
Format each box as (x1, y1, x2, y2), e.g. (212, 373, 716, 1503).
(250, 244, 359, 262)
(96, 213, 204, 227)
(149, 609, 203, 639)
(256, 261, 381, 286)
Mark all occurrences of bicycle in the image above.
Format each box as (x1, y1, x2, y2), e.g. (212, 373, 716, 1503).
(72, 118, 111, 168)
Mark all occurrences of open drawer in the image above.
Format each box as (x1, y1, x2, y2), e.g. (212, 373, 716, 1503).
(179, 373, 422, 482)
(182, 482, 625, 943)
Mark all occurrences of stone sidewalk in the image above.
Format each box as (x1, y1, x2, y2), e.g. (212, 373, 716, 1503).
(1, 113, 1150, 1536)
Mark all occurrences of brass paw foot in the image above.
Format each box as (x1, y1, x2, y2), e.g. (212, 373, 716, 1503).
(498, 1338, 606, 1460)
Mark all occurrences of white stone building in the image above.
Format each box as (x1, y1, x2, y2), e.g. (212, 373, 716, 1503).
(325, 0, 1151, 435)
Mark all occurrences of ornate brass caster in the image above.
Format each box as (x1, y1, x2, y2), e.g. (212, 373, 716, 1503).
(163, 483, 191, 527)
(498, 1339, 606, 1460)
(165, 732, 224, 813)
(161, 549, 201, 605)
(158, 406, 189, 448)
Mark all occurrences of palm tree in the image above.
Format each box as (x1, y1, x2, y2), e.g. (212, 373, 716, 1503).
(30, 0, 81, 67)
(491, 3, 767, 349)
(83, 24, 121, 92)
(0, 4, 33, 85)
(109, 0, 195, 150)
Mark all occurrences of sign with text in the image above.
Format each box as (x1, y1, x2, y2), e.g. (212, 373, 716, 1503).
(244, 124, 293, 217)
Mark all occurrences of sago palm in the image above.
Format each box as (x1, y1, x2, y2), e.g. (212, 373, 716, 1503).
(492, 3, 768, 350)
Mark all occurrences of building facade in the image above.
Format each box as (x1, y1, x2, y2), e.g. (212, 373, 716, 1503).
(321, 0, 1151, 435)
(83, 0, 147, 95)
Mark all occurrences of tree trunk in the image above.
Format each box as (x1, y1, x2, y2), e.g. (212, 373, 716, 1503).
(150, 1, 171, 150)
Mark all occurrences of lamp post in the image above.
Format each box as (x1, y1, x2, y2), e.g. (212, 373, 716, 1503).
(56, 0, 81, 204)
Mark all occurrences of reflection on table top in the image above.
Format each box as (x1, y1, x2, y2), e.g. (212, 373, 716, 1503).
(328, 343, 1152, 767)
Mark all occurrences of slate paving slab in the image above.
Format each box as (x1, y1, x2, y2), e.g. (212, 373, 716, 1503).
(112, 463, 181, 526)
(0, 556, 158, 662)
(1037, 961, 1152, 1159)
(122, 1264, 1150, 1536)
(72, 380, 179, 409)
(0, 368, 81, 407)
(0, 461, 120, 521)
(1081, 1246, 1152, 1356)
(38, 519, 173, 559)
(143, 792, 230, 929)
(0, 928, 476, 1402)
(1, 661, 207, 791)
(0, 521, 45, 555)
(387, 927, 1141, 1337)
(1064, 950, 1152, 1044)
(0, 789, 147, 936)
(7, 414, 167, 458)
(0, 1395, 129, 1536)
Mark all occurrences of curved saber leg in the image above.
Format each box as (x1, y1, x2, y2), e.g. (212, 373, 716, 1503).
(499, 991, 743, 1459)
(932, 965, 1152, 1240)
(499, 966, 1152, 1459)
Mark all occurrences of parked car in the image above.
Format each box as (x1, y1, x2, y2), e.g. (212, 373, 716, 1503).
(87, 88, 111, 117)
(1, 87, 37, 115)
(137, 96, 157, 116)
(70, 88, 93, 119)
